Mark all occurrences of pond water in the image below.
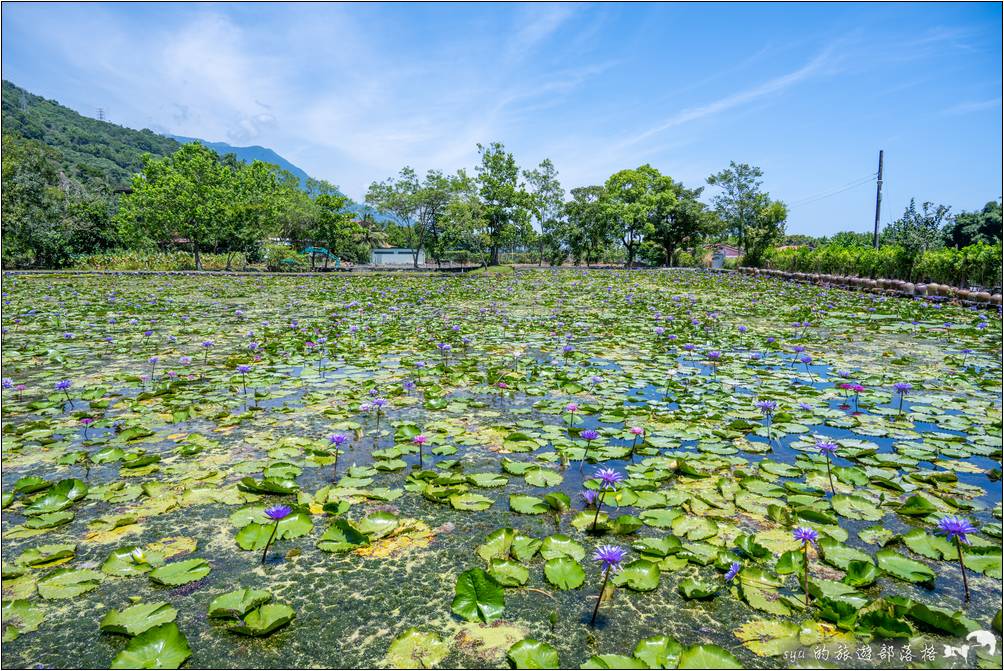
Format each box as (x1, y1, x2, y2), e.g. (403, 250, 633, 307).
(1, 269, 1001, 669)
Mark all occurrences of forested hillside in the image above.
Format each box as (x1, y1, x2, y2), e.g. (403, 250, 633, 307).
(2, 80, 180, 190)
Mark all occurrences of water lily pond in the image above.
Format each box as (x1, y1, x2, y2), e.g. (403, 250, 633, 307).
(1, 269, 1001, 669)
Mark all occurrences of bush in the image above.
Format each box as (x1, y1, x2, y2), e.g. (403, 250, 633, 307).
(71, 250, 248, 271)
(758, 242, 1001, 288)
(264, 244, 309, 272)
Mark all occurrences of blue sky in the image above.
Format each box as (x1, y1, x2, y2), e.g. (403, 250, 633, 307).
(3, 2, 1001, 236)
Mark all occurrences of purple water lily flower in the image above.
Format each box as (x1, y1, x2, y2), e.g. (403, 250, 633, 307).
(581, 489, 599, 507)
(592, 545, 628, 571)
(580, 429, 599, 441)
(725, 561, 741, 583)
(261, 505, 293, 564)
(936, 516, 978, 546)
(590, 544, 628, 625)
(265, 505, 292, 521)
(594, 468, 624, 490)
(893, 382, 912, 415)
(817, 440, 838, 493)
(793, 526, 818, 546)
(936, 515, 979, 602)
(816, 440, 837, 455)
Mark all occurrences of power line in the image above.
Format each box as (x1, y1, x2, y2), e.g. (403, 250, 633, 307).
(787, 173, 878, 208)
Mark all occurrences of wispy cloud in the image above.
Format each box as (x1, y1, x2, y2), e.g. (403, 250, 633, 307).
(617, 43, 843, 149)
(943, 97, 1001, 115)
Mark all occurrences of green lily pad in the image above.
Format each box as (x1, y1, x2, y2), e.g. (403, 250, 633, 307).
(102, 546, 166, 576)
(317, 519, 369, 553)
(678, 577, 719, 599)
(508, 638, 559, 669)
(581, 654, 649, 669)
(387, 629, 449, 669)
(148, 558, 211, 586)
(489, 559, 530, 587)
(208, 588, 272, 619)
(610, 559, 660, 591)
(540, 535, 586, 561)
(632, 635, 682, 669)
(37, 568, 103, 599)
(543, 557, 585, 590)
(677, 645, 742, 669)
(875, 549, 935, 584)
(100, 602, 178, 636)
(230, 603, 295, 636)
(451, 568, 505, 623)
(1, 599, 45, 642)
(110, 622, 191, 669)
(509, 494, 548, 515)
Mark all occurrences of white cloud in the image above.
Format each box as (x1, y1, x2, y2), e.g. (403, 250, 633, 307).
(617, 44, 842, 149)
(943, 97, 1001, 115)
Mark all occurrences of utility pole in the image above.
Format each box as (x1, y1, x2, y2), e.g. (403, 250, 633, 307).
(872, 150, 883, 248)
(97, 108, 105, 121)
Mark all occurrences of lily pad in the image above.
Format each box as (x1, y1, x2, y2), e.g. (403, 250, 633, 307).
(100, 602, 178, 636)
(110, 622, 191, 669)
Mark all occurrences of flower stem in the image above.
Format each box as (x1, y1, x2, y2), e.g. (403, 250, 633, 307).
(802, 543, 810, 608)
(956, 539, 970, 602)
(825, 455, 835, 494)
(591, 493, 604, 532)
(261, 521, 278, 564)
(590, 567, 611, 626)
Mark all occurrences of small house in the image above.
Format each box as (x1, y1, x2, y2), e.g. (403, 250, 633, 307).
(370, 247, 424, 266)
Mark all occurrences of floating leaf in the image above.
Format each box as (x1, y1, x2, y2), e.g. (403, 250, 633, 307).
(875, 549, 935, 584)
(230, 603, 295, 636)
(100, 602, 178, 636)
(451, 568, 505, 623)
(208, 589, 272, 619)
(37, 568, 103, 599)
(632, 635, 682, 669)
(543, 557, 585, 590)
(508, 638, 559, 669)
(677, 644, 742, 669)
(148, 558, 210, 586)
(110, 623, 191, 669)
(387, 629, 449, 669)
(610, 559, 660, 591)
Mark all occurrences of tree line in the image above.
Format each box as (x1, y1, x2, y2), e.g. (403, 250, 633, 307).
(364, 144, 788, 268)
(3, 130, 999, 271)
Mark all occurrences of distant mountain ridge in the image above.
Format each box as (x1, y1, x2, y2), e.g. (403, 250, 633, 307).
(169, 135, 312, 188)
(1, 79, 180, 189)
(1, 80, 394, 221)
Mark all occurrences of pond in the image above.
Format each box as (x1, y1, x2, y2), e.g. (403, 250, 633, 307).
(1, 269, 1001, 669)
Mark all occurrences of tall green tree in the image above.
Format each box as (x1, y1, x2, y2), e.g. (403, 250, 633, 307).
(1, 133, 69, 267)
(563, 185, 615, 266)
(474, 142, 533, 266)
(366, 167, 457, 267)
(706, 161, 787, 265)
(603, 165, 665, 268)
(218, 160, 288, 269)
(943, 200, 1002, 248)
(310, 192, 362, 268)
(643, 174, 713, 267)
(882, 199, 949, 258)
(524, 158, 564, 265)
(116, 142, 229, 269)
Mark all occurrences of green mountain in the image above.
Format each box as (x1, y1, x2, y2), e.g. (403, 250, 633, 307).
(170, 135, 311, 188)
(1, 80, 180, 190)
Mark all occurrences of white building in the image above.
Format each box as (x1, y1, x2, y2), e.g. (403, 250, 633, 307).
(370, 247, 425, 266)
